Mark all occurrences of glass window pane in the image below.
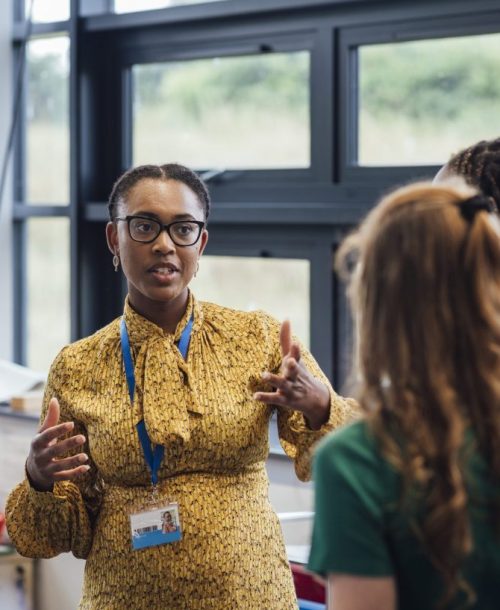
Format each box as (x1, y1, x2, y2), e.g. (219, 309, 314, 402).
(25, 0, 69, 22)
(26, 36, 69, 204)
(358, 33, 500, 166)
(190, 256, 310, 347)
(115, 0, 226, 13)
(27, 218, 70, 372)
(133, 52, 310, 170)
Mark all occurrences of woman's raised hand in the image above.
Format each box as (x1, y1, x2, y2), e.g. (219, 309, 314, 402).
(253, 320, 330, 429)
(26, 397, 89, 492)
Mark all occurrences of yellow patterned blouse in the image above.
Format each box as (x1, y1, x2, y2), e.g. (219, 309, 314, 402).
(6, 294, 352, 610)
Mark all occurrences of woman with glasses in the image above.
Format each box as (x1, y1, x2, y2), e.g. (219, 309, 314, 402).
(6, 163, 352, 610)
(308, 180, 500, 609)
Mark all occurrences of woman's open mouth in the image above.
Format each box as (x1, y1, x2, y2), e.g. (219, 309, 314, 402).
(148, 263, 179, 283)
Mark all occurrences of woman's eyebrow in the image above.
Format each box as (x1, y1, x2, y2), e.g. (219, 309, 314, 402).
(133, 210, 197, 221)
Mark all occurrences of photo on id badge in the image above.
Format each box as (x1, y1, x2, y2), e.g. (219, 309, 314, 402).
(130, 504, 182, 550)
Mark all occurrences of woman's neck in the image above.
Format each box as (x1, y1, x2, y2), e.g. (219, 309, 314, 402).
(128, 290, 189, 334)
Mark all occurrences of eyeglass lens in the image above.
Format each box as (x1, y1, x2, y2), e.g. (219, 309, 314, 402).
(129, 217, 201, 245)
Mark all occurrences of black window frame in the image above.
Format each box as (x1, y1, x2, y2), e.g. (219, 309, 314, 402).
(121, 31, 318, 183)
(10, 0, 500, 388)
(338, 9, 500, 184)
(12, 1, 73, 365)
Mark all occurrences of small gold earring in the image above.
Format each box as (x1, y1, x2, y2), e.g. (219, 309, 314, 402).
(113, 254, 120, 272)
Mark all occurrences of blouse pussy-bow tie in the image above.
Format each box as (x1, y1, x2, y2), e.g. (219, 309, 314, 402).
(123, 306, 205, 453)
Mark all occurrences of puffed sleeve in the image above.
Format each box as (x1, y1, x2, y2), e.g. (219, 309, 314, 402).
(277, 351, 358, 481)
(5, 347, 103, 559)
(255, 311, 358, 481)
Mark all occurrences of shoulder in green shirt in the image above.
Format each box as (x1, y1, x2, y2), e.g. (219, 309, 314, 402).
(308, 420, 500, 610)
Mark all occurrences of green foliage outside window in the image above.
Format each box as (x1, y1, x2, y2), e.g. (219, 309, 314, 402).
(359, 34, 500, 165)
(133, 52, 310, 169)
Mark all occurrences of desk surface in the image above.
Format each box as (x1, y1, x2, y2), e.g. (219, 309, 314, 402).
(0, 403, 39, 422)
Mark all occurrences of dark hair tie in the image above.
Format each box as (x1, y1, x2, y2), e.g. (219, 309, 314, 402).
(459, 195, 497, 222)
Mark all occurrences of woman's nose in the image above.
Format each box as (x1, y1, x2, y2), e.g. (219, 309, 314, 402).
(152, 227, 176, 253)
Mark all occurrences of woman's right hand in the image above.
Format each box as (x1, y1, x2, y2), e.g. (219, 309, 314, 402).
(26, 397, 89, 492)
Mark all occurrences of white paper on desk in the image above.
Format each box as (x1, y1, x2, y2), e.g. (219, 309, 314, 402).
(0, 360, 46, 402)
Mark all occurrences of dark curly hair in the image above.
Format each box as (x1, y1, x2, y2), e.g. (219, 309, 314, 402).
(448, 138, 500, 209)
(108, 163, 211, 222)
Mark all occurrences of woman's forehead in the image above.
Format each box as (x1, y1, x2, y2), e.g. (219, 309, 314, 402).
(124, 178, 202, 215)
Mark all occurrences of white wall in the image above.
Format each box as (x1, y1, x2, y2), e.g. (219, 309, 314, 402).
(0, 0, 13, 361)
(267, 456, 314, 546)
(39, 556, 85, 610)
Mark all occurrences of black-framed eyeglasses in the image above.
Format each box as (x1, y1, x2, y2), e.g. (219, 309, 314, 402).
(115, 215, 205, 246)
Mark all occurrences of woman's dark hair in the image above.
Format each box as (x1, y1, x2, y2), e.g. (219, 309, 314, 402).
(448, 138, 500, 208)
(108, 163, 211, 221)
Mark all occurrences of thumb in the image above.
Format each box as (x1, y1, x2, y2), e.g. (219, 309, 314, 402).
(280, 320, 292, 358)
(40, 397, 60, 432)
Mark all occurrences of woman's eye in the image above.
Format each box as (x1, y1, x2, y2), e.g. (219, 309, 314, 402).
(135, 222, 154, 233)
(174, 223, 194, 235)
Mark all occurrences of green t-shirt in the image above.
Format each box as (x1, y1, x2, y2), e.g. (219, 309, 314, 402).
(308, 421, 500, 610)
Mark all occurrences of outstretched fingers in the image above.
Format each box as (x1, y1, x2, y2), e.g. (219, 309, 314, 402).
(42, 433, 87, 461)
(281, 356, 300, 381)
(253, 389, 288, 407)
(32, 421, 75, 451)
(27, 395, 89, 489)
(255, 368, 297, 405)
(46, 454, 91, 480)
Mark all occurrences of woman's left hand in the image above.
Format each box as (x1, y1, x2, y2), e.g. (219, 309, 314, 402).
(253, 320, 331, 430)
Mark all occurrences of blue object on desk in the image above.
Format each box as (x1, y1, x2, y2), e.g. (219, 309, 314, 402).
(298, 600, 326, 610)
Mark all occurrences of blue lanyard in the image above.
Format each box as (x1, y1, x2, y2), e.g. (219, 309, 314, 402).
(120, 314, 194, 486)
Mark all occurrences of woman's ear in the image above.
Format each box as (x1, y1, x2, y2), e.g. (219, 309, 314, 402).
(106, 221, 119, 256)
(198, 229, 209, 257)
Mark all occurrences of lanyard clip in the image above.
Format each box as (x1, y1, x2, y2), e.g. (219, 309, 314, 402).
(151, 484, 159, 505)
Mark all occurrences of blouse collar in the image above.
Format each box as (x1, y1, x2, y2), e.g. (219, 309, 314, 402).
(122, 291, 203, 346)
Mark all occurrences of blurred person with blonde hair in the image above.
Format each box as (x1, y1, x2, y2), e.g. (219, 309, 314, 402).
(308, 180, 500, 609)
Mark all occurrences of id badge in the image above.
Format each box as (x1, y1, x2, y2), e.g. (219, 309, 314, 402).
(129, 502, 182, 550)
